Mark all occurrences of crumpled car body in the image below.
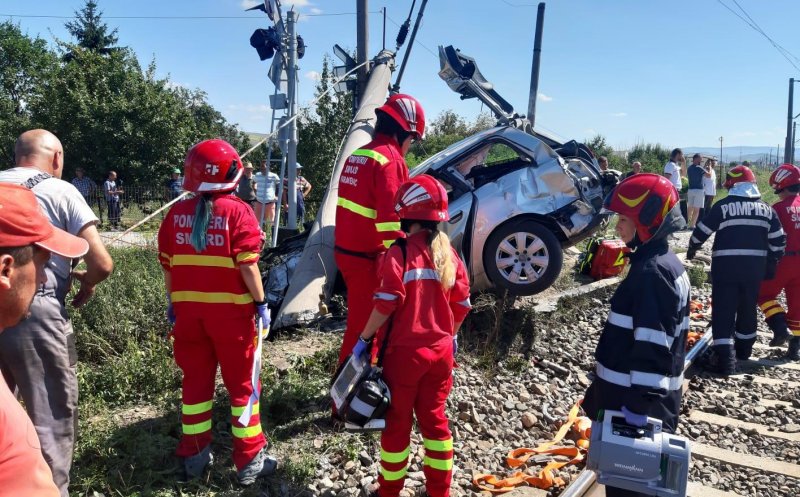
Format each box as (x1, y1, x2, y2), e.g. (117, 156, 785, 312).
(411, 125, 615, 296)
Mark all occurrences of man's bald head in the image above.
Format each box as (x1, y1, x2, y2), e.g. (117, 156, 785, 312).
(14, 129, 64, 178)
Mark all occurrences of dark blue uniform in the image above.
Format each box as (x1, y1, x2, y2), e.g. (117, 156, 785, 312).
(583, 237, 690, 433)
(689, 190, 785, 361)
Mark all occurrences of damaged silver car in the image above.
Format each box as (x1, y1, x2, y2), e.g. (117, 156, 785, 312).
(410, 46, 619, 296)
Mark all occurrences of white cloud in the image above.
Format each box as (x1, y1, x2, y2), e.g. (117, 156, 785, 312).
(309, 7, 323, 14)
(305, 70, 322, 81)
(585, 128, 597, 136)
(537, 92, 552, 102)
(283, 0, 311, 6)
(610, 112, 627, 117)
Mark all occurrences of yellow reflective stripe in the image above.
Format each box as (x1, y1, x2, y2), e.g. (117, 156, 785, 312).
(171, 291, 253, 305)
(423, 456, 453, 471)
(232, 424, 263, 439)
(376, 222, 401, 232)
(423, 438, 453, 451)
(183, 420, 212, 435)
(236, 252, 259, 264)
(382, 239, 394, 249)
(337, 197, 378, 219)
(159, 252, 172, 262)
(760, 300, 780, 310)
(352, 149, 389, 165)
(380, 466, 407, 481)
(171, 254, 235, 268)
(764, 307, 784, 318)
(182, 400, 213, 415)
(380, 447, 410, 464)
(231, 403, 260, 416)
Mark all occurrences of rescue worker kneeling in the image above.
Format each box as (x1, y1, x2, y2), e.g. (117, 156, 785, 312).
(354, 175, 471, 497)
(687, 165, 786, 375)
(157, 140, 277, 484)
(582, 174, 690, 497)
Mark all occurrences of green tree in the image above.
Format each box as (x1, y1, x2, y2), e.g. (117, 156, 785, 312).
(406, 110, 494, 167)
(627, 142, 671, 174)
(0, 21, 57, 164)
(64, 0, 119, 54)
(585, 134, 627, 171)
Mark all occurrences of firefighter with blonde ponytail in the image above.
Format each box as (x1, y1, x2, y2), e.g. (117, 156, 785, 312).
(353, 174, 471, 497)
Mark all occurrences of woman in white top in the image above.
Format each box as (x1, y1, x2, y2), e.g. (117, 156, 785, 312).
(702, 158, 717, 219)
(253, 161, 280, 232)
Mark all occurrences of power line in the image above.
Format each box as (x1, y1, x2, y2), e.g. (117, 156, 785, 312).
(385, 13, 437, 59)
(716, 0, 800, 73)
(1, 11, 382, 20)
(500, 0, 538, 7)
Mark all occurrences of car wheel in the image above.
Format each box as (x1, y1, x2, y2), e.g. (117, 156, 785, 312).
(483, 220, 563, 296)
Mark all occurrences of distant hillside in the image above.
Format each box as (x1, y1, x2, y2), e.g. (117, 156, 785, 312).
(682, 146, 785, 164)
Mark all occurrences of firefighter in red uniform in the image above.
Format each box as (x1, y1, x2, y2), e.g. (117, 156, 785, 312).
(334, 94, 426, 369)
(758, 164, 800, 360)
(157, 139, 277, 484)
(353, 175, 471, 497)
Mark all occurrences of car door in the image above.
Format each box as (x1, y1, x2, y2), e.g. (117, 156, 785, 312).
(428, 168, 474, 266)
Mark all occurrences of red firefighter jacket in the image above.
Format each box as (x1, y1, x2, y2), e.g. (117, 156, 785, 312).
(158, 194, 262, 318)
(373, 231, 471, 349)
(773, 195, 800, 253)
(335, 134, 409, 256)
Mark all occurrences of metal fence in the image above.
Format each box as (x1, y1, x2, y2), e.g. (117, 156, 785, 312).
(80, 184, 182, 230)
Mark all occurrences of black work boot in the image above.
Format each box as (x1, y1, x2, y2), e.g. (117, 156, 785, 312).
(767, 314, 792, 347)
(707, 346, 736, 376)
(787, 337, 800, 361)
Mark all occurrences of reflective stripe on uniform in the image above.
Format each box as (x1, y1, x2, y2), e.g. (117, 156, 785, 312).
(595, 362, 683, 391)
(236, 251, 259, 264)
(376, 221, 401, 232)
(423, 437, 453, 452)
(231, 403, 260, 416)
(634, 327, 675, 349)
(718, 219, 770, 230)
(423, 456, 453, 471)
(171, 254, 235, 268)
(696, 222, 712, 235)
(712, 249, 768, 257)
(769, 228, 786, 239)
(232, 424, 262, 438)
(375, 292, 399, 301)
(182, 400, 213, 415)
(171, 291, 254, 304)
(734, 331, 758, 340)
(183, 420, 212, 435)
(352, 149, 389, 165)
(382, 239, 394, 249)
(380, 447, 410, 464)
(607, 311, 633, 329)
(159, 252, 172, 263)
(337, 197, 377, 219)
(380, 466, 408, 481)
(403, 268, 440, 284)
(458, 298, 471, 308)
(713, 338, 735, 346)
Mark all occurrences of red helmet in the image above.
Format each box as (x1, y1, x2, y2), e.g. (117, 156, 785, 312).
(723, 165, 756, 189)
(376, 94, 426, 140)
(182, 139, 243, 194)
(603, 173, 679, 243)
(770, 164, 800, 192)
(394, 175, 448, 222)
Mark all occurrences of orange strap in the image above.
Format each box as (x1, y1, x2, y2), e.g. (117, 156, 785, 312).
(473, 401, 591, 493)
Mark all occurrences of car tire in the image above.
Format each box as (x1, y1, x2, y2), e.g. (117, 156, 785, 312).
(483, 219, 563, 296)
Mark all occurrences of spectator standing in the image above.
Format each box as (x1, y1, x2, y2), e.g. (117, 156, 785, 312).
(0, 184, 89, 497)
(254, 160, 280, 233)
(164, 168, 183, 201)
(686, 153, 709, 229)
(0, 129, 114, 497)
(282, 163, 312, 225)
(71, 167, 96, 207)
(663, 148, 684, 192)
(622, 161, 642, 179)
(702, 159, 717, 219)
(598, 156, 609, 172)
(236, 162, 257, 210)
(103, 171, 123, 230)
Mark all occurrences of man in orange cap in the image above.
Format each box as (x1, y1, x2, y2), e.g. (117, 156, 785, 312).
(0, 183, 89, 497)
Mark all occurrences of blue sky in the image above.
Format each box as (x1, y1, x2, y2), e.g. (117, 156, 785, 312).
(5, 0, 800, 150)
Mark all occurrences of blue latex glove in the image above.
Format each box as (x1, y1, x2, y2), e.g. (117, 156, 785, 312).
(453, 335, 459, 356)
(621, 406, 648, 427)
(352, 337, 370, 360)
(256, 302, 271, 330)
(166, 297, 176, 324)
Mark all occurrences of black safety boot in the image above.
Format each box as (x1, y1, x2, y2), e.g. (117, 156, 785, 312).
(706, 347, 736, 376)
(767, 314, 791, 347)
(788, 337, 800, 361)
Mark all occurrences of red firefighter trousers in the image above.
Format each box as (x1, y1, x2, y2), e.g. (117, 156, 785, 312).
(335, 251, 382, 365)
(172, 314, 267, 470)
(378, 340, 454, 497)
(758, 256, 800, 336)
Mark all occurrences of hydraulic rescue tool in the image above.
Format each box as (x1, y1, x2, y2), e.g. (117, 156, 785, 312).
(586, 410, 690, 497)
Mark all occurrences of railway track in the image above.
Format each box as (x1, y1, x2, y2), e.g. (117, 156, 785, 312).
(557, 324, 800, 497)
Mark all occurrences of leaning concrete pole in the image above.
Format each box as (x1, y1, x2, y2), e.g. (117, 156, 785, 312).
(274, 51, 395, 328)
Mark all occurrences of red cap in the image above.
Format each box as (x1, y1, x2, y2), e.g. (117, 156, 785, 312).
(0, 184, 89, 258)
